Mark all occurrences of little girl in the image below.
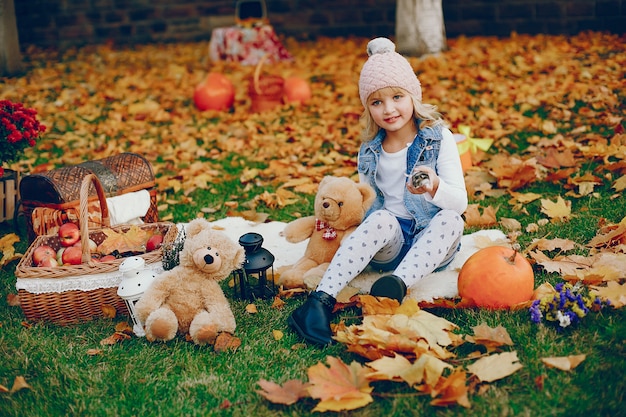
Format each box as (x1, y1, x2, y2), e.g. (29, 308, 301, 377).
(289, 37, 468, 345)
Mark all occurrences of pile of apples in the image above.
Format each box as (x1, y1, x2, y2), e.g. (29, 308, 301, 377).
(32, 223, 165, 267)
(32, 223, 95, 267)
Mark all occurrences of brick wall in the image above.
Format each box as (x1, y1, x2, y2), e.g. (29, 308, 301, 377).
(14, 0, 625, 49)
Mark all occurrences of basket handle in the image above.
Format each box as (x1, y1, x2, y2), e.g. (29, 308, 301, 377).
(253, 54, 268, 95)
(79, 174, 110, 264)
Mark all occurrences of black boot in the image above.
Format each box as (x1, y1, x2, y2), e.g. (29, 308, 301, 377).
(288, 291, 336, 346)
(370, 274, 407, 303)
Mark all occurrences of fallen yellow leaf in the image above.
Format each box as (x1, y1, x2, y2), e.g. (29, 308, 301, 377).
(467, 351, 523, 382)
(541, 354, 586, 371)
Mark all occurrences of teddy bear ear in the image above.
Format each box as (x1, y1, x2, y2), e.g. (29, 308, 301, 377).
(318, 176, 332, 188)
(358, 182, 376, 209)
(185, 218, 211, 239)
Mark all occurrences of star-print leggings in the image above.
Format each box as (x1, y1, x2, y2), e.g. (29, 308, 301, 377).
(315, 209, 464, 298)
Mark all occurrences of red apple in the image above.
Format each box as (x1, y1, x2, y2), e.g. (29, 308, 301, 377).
(62, 245, 83, 265)
(146, 235, 164, 252)
(39, 256, 59, 268)
(193, 73, 235, 111)
(58, 223, 80, 247)
(33, 245, 56, 266)
(99, 255, 116, 262)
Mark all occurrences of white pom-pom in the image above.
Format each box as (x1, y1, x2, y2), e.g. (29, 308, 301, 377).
(366, 37, 396, 57)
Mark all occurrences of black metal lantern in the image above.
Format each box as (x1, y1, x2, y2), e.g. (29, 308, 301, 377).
(232, 232, 276, 300)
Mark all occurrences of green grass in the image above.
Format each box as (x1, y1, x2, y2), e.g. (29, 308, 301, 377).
(1, 161, 625, 416)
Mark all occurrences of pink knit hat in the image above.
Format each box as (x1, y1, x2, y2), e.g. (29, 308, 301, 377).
(358, 37, 422, 106)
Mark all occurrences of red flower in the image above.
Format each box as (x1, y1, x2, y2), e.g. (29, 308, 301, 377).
(0, 100, 46, 170)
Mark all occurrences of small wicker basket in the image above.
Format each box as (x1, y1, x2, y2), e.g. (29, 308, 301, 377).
(248, 55, 284, 113)
(14, 174, 177, 325)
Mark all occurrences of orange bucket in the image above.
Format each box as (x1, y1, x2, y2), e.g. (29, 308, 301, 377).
(248, 55, 284, 112)
(454, 133, 472, 173)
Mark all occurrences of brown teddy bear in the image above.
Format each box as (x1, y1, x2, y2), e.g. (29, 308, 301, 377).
(135, 218, 245, 346)
(278, 176, 375, 289)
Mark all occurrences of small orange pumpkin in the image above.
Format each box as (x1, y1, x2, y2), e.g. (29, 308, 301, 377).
(457, 246, 534, 309)
(283, 76, 311, 104)
(193, 72, 235, 111)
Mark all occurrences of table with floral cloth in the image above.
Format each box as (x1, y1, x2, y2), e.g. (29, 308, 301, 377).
(208, 25, 293, 65)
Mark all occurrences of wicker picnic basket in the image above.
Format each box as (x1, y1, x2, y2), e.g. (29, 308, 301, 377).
(14, 174, 177, 325)
(19, 152, 159, 243)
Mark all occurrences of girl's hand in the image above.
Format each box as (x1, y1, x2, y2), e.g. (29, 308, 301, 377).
(406, 166, 439, 196)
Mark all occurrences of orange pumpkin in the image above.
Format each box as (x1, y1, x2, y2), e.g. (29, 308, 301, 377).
(193, 73, 235, 111)
(283, 76, 311, 104)
(457, 246, 534, 309)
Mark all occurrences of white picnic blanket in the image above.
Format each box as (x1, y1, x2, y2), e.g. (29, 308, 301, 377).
(211, 217, 509, 303)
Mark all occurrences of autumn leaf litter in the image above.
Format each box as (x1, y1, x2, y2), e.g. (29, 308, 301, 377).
(1, 31, 625, 408)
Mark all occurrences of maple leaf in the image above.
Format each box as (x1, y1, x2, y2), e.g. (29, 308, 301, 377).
(364, 349, 453, 389)
(463, 204, 498, 227)
(0, 233, 22, 267)
(541, 354, 586, 371)
(365, 354, 413, 382)
(612, 175, 626, 192)
(100, 331, 131, 346)
(500, 217, 521, 231)
(101, 304, 117, 319)
(271, 296, 286, 309)
(465, 323, 514, 352)
(214, 333, 242, 353)
(358, 294, 400, 315)
(6, 293, 20, 307)
(256, 379, 310, 405)
(97, 225, 150, 254)
(466, 351, 523, 382)
(115, 321, 133, 334)
(307, 356, 374, 412)
(528, 250, 590, 276)
(508, 191, 543, 206)
(540, 196, 572, 223)
(572, 253, 626, 283)
(530, 282, 558, 301)
(386, 311, 462, 358)
(9, 376, 31, 393)
(429, 369, 471, 408)
(587, 216, 626, 251)
(532, 237, 578, 252)
(590, 281, 626, 308)
(402, 353, 453, 388)
(336, 305, 462, 362)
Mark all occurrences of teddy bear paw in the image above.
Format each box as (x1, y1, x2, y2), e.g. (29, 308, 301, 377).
(145, 313, 178, 342)
(193, 323, 219, 345)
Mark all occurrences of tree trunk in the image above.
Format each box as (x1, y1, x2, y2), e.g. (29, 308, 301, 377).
(0, 0, 22, 76)
(395, 0, 447, 57)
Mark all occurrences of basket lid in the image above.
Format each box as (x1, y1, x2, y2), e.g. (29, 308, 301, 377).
(20, 152, 155, 205)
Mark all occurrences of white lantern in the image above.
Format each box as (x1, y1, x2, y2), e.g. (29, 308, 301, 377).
(117, 256, 157, 337)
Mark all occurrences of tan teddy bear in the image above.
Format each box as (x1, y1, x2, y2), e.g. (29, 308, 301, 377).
(135, 218, 245, 346)
(278, 176, 375, 289)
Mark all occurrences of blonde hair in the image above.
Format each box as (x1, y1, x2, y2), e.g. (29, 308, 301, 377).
(360, 87, 447, 142)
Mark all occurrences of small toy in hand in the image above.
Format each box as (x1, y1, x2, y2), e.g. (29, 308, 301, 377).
(410, 170, 430, 188)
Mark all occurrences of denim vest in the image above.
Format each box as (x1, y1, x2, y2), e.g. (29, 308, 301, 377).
(358, 123, 443, 232)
